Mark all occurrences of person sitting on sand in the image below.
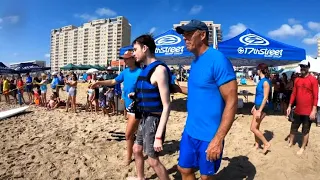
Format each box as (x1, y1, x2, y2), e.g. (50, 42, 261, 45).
(251, 63, 272, 154)
(47, 93, 62, 110)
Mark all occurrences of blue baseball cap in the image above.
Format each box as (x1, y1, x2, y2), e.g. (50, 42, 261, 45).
(176, 19, 209, 34)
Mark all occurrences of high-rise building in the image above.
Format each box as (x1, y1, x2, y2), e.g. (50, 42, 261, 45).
(50, 16, 131, 72)
(173, 21, 223, 45)
(317, 38, 320, 57)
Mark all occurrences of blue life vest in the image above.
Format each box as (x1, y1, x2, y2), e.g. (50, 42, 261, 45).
(135, 60, 172, 113)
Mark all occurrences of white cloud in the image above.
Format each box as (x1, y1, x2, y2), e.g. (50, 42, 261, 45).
(307, 21, 320, 31)
(302, 33, 320, 45)
(96, 8, 117, 17)
(226, 23, 247, 38)
(189, 5, 203, 15)
(74, 13, 98, 21)
(5, 16, 19, 24)
(75, 7, 117, 21)
(288, 18, 300, 25)
(45, 53, 50, 58)
(268, 24, 307, 38)
(149, 27, 156, 34)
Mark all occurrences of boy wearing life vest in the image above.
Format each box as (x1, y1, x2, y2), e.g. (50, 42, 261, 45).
(129, 34, 171, 180)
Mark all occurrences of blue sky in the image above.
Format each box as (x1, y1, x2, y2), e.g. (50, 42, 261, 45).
(0, 0, 320, 66)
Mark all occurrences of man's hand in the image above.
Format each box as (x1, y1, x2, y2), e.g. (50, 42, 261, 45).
(255, 110, 261, 119)
(310, 109, 317, 120)
(154, 139, 163, 152)
(286, 107, 291, 117)
(206, 138, 223, 161)
(251, 106, 255, 115)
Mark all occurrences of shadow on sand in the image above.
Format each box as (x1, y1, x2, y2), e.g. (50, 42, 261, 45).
(150, 156, 256, 180)
(216, 156, 256, 180)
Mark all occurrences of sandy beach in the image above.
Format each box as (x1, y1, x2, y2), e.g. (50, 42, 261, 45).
(0, 82, 319, 180)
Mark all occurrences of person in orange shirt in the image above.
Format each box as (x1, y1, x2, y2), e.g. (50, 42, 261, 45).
(17, 76, 26, 104)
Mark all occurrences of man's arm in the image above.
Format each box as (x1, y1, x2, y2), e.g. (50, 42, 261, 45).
(312, 78, 319, 111)
(153, 66, 171, 138)
(213, 80, 238, 141)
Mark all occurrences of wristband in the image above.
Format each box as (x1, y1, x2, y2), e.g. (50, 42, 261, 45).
(155, 137, 162, 140)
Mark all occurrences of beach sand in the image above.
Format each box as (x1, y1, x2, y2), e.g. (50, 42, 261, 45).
(0, 82, 319, 180)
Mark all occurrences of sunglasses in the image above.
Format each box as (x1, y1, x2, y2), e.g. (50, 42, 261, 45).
(299, 65, 309, 68)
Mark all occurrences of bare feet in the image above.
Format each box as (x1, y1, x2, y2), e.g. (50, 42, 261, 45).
(297, 148, 305, 155)
(262, 143, 271, 154)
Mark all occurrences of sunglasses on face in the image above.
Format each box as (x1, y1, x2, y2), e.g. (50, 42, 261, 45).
(299, 65, 309, 69)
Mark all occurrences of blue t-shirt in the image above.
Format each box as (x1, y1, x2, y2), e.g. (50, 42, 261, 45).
(26, 76, 32, 84)
(51, 77, 59, 89)
(115, 67, 142, 108)
(254, 77, 272, 106)
(171, 75, 176, 84)
(185, 47, 236, 142)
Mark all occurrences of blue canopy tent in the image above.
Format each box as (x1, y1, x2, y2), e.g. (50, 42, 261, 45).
(14, 62, 50, 74)
(218, 29, 306, 66)
(0, 62, 17, 74)
(120, 30, 194, 65)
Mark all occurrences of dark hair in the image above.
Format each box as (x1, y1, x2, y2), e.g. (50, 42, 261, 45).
(72, 73, 78, 81)
(132, 34, 156, 54)
(257, 63, 269, 77)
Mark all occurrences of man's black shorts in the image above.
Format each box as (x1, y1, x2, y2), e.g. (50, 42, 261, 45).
(290, 114, 313, 135)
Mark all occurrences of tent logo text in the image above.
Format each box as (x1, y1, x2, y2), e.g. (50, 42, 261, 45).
(239, 34, 270, 46)
(155, 35, 182, 46)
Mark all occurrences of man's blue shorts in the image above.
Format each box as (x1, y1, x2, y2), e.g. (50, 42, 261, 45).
(178, 131, 223, 175)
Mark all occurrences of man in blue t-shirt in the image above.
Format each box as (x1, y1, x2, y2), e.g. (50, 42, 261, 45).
(174, 20, 238, 179)
(91, 50, 142, 166)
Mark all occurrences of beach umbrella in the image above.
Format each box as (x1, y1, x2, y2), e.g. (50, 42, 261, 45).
(0, 62, 17, 74)
(14, 63, 50, 73)
(60, 63, 79, 70)
(86, 68, 99, 74)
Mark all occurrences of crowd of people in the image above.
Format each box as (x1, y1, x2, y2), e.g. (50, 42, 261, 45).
(1, 19, 320, 180)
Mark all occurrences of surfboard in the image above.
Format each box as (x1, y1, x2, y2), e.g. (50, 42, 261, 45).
(0, 106, 29, 120)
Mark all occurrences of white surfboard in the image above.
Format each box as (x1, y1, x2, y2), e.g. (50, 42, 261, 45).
(0, 106, 29, 120)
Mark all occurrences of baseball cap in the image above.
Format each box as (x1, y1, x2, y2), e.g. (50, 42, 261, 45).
(120, 50, 134, 59)
(298, 60, 310, 67)
(52, 72, 58, 76)
(176, 19, 209, 34)
(106, 66, 113, 71)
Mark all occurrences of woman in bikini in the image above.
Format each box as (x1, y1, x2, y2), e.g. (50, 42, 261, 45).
(66, 73, 78, 113)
